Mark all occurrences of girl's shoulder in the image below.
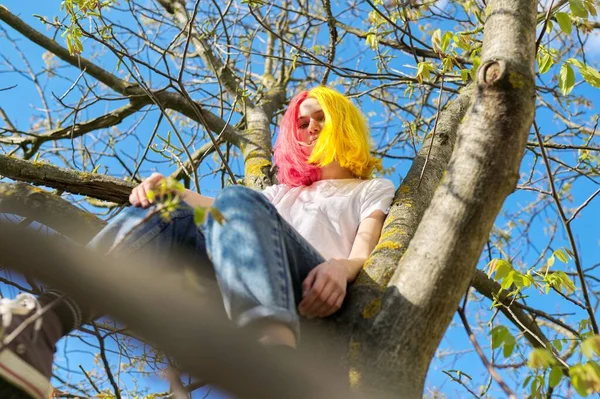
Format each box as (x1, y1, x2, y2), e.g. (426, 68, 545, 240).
(261, 183, 293, 201)
(359, 177, 396, 194)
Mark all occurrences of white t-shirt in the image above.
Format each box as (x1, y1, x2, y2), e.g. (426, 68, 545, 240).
(261, 178, 396, 260)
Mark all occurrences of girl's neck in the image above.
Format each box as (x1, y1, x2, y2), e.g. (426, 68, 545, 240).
(319, 162, 356, 180)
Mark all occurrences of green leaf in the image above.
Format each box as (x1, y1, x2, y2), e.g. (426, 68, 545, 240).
(559, 63, 576, 96)
(501, 270, 515, 290)
(569, 363, 594, 396)
(441, 32, 453, 53)
(530, 376, 539, 395)
(555, 12, 572, 34)
(547, 255, 556, 269)
(580, 65, 600, 88)
(193, 207, 206, 226)
(554, 249, 569, 263)
(365, 32, 378, 50)
(146, 190, 156, 203)
(549, 365, 563, 388)
(586, 0, 598, 17)
(539, 52, 554, 74)
(431, 29, 442, 53)
(503, 333, 516, 358)
(570, 0, 589, 18)
(488, 259, 512, 281)
(491, 325, 508, 349)
(581, 336, 600, 359)
(553, 339, 563, 352)
(416, 62, 433, 83)
(558, 271, 576, 294)
(528, 348, 555, 369)
(460, 68, 470, 82)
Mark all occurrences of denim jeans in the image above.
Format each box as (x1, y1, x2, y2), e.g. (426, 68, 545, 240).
(88, 185, 325, 339)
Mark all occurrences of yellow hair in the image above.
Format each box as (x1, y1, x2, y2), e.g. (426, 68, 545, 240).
(307, 87, 381, 178)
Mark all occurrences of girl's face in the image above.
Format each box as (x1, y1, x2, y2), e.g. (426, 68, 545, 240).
(297, 97, 325, 150)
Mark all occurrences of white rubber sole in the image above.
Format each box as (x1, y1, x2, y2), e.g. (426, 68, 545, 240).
(0, 349, 52, 399)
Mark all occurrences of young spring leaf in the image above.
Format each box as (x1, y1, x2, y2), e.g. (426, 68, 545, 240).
(554, 248, 569, 263)
(549, 365, 563, 388)
(528, 348, 555, 369)
(491, 325, 508, 349)
(555, 12, 572, 35)
(579, 65, 600, 88)
(569, 0, 589, 18)
(581, 335, 600, 359)
(538, 52, 553, 74)
(194, 207, 206, 226)
(559, 63, 575, 96)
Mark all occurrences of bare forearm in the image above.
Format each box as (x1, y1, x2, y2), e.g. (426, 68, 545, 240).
(182, 189, 214, 208)
(332, 257, 366, 283)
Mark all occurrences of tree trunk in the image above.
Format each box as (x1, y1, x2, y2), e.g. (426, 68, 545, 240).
(345, 0, 537, 395)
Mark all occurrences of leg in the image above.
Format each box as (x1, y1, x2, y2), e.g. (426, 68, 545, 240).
(204, 186, 325, 346)
(43, 202, 211, 336)
(0, 202, 209, 399)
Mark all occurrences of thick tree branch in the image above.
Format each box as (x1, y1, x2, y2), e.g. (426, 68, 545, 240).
(0, 223, 366, 399)
(0, 154, 134, 203)
(0, 182, 106, 243)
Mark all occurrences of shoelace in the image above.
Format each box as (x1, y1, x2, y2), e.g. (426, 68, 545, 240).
(0, 293, 42, 342)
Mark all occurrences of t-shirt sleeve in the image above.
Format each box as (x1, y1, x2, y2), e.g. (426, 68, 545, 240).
(359, 178, 396, 221)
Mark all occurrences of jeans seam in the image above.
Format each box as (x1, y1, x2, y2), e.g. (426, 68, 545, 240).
(272, 215, 294, 321)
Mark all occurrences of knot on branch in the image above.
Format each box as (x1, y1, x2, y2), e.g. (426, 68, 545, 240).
(476, 59, 532, 94)
(477, 60, 507, 86)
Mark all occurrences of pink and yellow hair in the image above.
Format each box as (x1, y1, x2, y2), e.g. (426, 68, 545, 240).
(274, 86, 382, 186)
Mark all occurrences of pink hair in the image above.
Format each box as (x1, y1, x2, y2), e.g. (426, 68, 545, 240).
(273, 91, 321, 186)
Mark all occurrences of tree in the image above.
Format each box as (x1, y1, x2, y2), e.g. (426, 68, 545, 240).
(0, 0, 599, 397)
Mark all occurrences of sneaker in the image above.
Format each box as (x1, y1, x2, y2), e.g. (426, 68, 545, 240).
(0, 293, 61, 399)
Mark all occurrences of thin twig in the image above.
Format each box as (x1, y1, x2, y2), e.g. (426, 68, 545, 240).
(567, 187, 600, 224)
(321, 0, 337, 85)
(78, 364, 102, 394)
(533, 120, 599, 334)
(417, 74, 445, 189)
(458, 292, 517, 399)
(536, 0, 555, 51)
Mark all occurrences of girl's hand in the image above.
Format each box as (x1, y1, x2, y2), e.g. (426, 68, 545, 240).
(298, 259, 349, 318)
(129, 173, 166, 208)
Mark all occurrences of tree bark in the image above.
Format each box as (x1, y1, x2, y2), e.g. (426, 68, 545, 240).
(0, 182, 105, 243)
(0, 154, 135, 203)
(345, 0, 537, 395)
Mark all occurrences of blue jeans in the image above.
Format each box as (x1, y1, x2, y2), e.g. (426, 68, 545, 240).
(88, 185, 325, 339)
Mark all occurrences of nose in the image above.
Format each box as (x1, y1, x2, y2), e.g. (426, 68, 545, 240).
(308, 119, 321, 134)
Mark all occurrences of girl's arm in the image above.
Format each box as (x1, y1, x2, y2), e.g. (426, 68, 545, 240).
(181, 189, 214, 208)
(298, 210, 387, 318)
(337, 210, 387, 282)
